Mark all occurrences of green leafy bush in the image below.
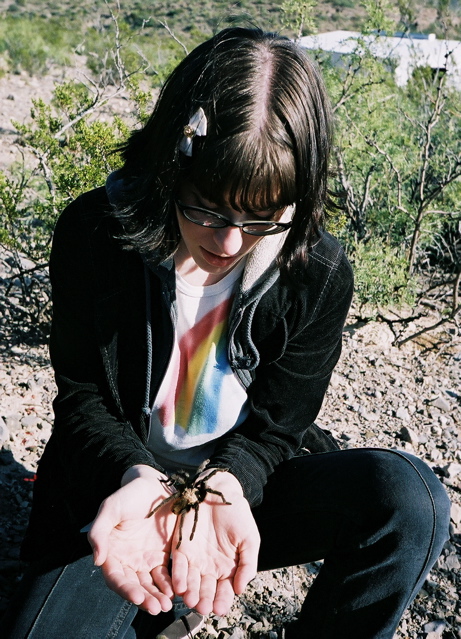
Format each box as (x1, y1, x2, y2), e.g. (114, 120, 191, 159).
(7, 82, 128, 262)
(0, 79, 130, 337)
(350, 238, 417, 310)
(0, 16, 79, 74)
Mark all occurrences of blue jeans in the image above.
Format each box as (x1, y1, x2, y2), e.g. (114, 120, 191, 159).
(1, 449, 450, 639)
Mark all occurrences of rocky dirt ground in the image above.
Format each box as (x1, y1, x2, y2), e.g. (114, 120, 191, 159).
(0, 241, 460, 638)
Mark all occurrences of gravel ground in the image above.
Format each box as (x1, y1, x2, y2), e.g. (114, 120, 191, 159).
(0, 260, 460, 639)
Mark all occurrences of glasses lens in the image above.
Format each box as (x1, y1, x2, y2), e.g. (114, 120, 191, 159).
(182, 207, 227, 228)
(243, 223, 287, 236)
(178, 201, 290, 235)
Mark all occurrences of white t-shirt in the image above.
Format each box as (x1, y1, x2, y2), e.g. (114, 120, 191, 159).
(148, 261, 249, 471)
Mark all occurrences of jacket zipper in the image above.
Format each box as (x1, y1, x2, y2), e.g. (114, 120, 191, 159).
(144, 277, 177, 444)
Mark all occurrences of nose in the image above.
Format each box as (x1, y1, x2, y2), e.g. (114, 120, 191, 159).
(213, 225, 244, 255)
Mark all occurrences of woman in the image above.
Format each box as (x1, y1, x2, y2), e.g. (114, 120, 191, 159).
(2, 27, 450, 639)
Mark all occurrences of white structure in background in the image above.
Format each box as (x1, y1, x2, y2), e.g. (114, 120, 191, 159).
(299, 30, 461, 90)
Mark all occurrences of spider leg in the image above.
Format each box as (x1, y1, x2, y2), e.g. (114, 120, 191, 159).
(147, 493, 176, 518)
(205, 488, 232, 505)
(189, 503, 200, 542)
(176, 510, 187, 549)
(195, 459, 210, 476)
(201, 467, 222, 482)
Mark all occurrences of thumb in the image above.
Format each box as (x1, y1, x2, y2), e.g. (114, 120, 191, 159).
(87, 499, 118, 566)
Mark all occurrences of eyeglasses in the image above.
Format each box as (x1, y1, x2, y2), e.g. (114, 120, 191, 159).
(175, 199, 291, 236)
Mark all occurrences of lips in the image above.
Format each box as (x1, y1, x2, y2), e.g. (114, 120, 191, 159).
(200, 247, 240, 268)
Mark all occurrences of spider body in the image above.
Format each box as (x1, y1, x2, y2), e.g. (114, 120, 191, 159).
(147, 460, 231, 548)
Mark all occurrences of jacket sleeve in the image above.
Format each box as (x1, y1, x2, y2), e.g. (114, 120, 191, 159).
(208, 247, 354, 507)
(46, 191, 162, 523)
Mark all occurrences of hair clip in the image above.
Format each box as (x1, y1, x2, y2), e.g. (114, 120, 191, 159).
(179, 107, 207, 157)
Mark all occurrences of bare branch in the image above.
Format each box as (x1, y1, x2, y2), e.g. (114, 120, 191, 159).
(453, 269, 461, 315)
(158, 20, 189, 57)
(395, 314, 457, 347)
(407, 71, 448, 273)
(52, 6, 151, 140)
(365, 137, 405, 210)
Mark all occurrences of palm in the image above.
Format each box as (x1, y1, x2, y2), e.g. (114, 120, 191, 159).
(100, 510, 175, 613)
(88, 469, 177, 615)
(104, 513, 172, 571)
(171, 493, 260, 616)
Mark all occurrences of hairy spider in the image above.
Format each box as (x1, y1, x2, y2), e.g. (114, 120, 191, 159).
(147, 460, 231, 548)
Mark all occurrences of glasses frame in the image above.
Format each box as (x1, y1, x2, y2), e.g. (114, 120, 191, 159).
(175, 199, 291, 236)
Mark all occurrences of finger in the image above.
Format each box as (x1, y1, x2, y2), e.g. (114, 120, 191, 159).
(233, 540, 259, 595)
(137, 573, 173, 615)
(139, 593, 173, 616)
(101, 557, 145, 606)
(182, 564, 201, 610)
(171, 552, 189, 595)
(212, 578, 235, 617)
(136, 573, 163, 615)
(194, 574, 217, 615)
(151, 565, 174, 600)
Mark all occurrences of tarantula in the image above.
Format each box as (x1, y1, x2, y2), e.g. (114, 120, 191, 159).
(147, 460, 231, 549)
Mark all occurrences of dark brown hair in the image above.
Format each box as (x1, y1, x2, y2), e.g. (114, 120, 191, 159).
(116, 27, 334, 285)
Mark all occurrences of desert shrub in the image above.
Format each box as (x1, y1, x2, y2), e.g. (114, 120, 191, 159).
(0, 16, 79, 74)
(331, 0, 355, 8)
(9, 82, 128, 255)
(320, 33, 461, 279)
(350, 238, 418, 310)
(0, 79, 131, 336)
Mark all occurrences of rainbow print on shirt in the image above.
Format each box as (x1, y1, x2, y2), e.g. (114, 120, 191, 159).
(158, 296, 233, 436)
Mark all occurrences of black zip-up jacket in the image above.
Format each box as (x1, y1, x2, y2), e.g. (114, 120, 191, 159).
(22, 184, 353, 560)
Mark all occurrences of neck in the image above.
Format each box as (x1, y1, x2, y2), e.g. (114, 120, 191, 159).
(174, 252, 242, 286)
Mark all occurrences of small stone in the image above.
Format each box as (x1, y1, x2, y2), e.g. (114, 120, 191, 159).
(25, 445, 38, 453)
(4, 415, 21, 432)
(31, 375, 47, 388)
(0, 417, 9, 445)
(445, 553, 461, 571)
(443, 462, 461, 480)
(399, 425, 419, 446)
(359, 407, 379, 422)
(250, 622, 264, 632)
(423, 619, 446, 635)
(20, 415, 40, 429)
(431, 397, 451, 412)
(330, 373, 341, 388)
(396, 406, 410, 421)
(450, 502, 461, 526)
(204, 623, 219, 637)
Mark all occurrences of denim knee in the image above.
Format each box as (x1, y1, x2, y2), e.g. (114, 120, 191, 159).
(352, 449, 451, 557)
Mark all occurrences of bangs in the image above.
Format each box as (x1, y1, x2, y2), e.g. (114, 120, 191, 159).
(185, 132, 297, 213)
